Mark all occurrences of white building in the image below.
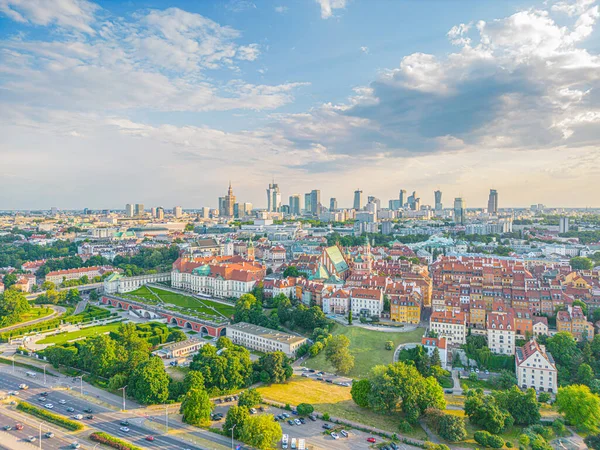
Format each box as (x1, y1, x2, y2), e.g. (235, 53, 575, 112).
(487, 312, 516, 355)
(429, 311, 466, 345)
(103, 272, 171, 294)
(226, 322, 307, 357)
(421, 336, 448, 369)
(516, 340, 558, 393)
(350, 288, 384, 317)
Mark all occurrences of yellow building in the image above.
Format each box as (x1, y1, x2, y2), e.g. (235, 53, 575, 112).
(390, 297, 421, 324)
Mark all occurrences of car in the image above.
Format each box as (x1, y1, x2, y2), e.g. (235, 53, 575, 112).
(301, 373, 309, 377)
(475, 368, 480, 373)
(66, 407, 75, 412)
(120, 420, 130, 426)
(249, 408, 257, 414)
(390, 442, 399, 450)
(73, 414, 83, 420)
(45, 403, 54, 409)
(70, 442, 80, 449)
(44, 432, 54, 438)
(282, 413, 290, 418)
(258, 406, 265, 412)
(485, 370, 490, 375)
(38, 397, 46, 402)
(59, 400, 66, 405)
(215, 398, 222, 404)
(340, 430, 348, 437)
(169, 361, 177, 366)
(317, 371, 324, 375)
(7, 391, 18, 395)
(27, 436, 36, 443)
(367, 437, 376, 443)
(119, 427, 130, 432)
(225, 397, 232, 402)
(83, 408, 93, 413)
(18, 384, 28, 390)
(325, 379, 333, 383)
(146, 436, 155, 441)
(382, 446, 390, 450)
(291, 409, 298, 415)
(15, 424, 23, 430)
(444, 389, 453, 394)
(309, 369, 315, 373)
(233, 395, 239, 400)
(316, 377, 323, 381)
(287, 420, 294, 426)
(330, 432, 339, 440)
(299, 418, 306, 424)
(41, 392, 48, 396)
(3, 425, 12, 431)
(294, 419, 301, 425)
(322, 423, 332, 430)
(341, 382, 351, 387)
(308, 415, 316, 421)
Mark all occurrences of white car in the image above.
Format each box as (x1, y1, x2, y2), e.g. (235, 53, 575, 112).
(294, 419, 301, 426)
(341, 430, 348, 437)
(120, 427, 130, 432)
(8, 391, 18, 395)
(45, 404, 54, 409)
(330, 432, 339, 440)
(59, 400, 66, 405)
(73, 414, 83, 420)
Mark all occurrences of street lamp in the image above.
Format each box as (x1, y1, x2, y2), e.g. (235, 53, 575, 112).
(118, 385, 127, 412)
(75, 376, 83, 395)
(38, 422, 41, 450)
(231, 424, 237, 450)
(11, 355, 14, 374)
(165, 405, 169, 434)
(42, 364, 48, 386)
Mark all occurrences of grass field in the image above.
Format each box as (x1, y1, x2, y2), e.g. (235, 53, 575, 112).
(257, 376, 427, 439)
(20, 307, 54, 322)
(38, 322, 123, 345)
(128, 286, 235, 319)
(303, 324, 425, 378)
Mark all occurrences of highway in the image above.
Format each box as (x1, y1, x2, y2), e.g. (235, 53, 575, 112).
(0, 372, 233, 450)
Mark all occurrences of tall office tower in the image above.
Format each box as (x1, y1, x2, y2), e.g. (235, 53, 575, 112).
(220, 182, 236, 218)
(242, 203, 253, 216)
(367, 196, 381, 212)
(353, 189, 363, 210)
(488, 189, 498, 214)
(310, 190, 321, 214)
(304, 193, 312, 214)
(454, 197, 466, 225)
(200, 207, 210, 219)
(173, 206, 183, 218)
(559, 217, 570, 234)
(330, 198, 338, 211)
(218, 197, 225, 215)
(434, 190, 443, 211)
(125, 204, 134, 217)
(366, 200, 378, 222)
(399, 189, 407, 207)
(281, 205, 290, 214)
(134, 204, 144, 216)
(266, 182, 282, 212)
(407, 191, 420, 210)
(151, 207, 157, 217)
(389, 199, 401, 210)
(156, 207, 164, 220)
(233, 203, 240, 218)
(50, 207, 58, 215)
(289, 195, 301, 215)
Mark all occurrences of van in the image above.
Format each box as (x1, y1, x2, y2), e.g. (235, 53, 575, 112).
(281, 434, 289, 449)
(298, 439, 306, 450)
(291, 438, 297, 449)
(18, 384, 29, 390)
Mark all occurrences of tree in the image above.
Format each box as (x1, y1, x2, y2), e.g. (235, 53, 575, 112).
(438, 414, 468, 442)
(129, 356, 170, 405)
(570, 256, 593, 270)
(108, 373, 128, 391)
(296, 403, 314, 416)
(546, 332, 578, 367)
(185, 223, 195, 232)
(2, 273, 17, 289)
(79, 334, 119, 378)
(239, 414, 282, 450)
(464, 389, 513, 434)
(224, 406, 249, 439)
(431, 348, 442, 367)
(238, 388, 262, 408)
(573, 299, 589, 316)
(585, 434, 600, 450)
(325, 335, 355, 375)
(190, 342, 253, 391)
(351, 379, 372, 408)
(167, 329, 187, 343)
(183, 371, 205, 392)
(556, 384, 600, 433)
(385, 340, 394, 350)
(491, 370, 517, 390)
(257, 351, 292, 384)
(577, 364, 595, 386)
(283, 266, 300, 278)
(89, 290, 99, 301)
(0, 288, 31, 325)
(180, 387, 212, 426)
(348, 310, 353, 325)
(494, 386, 541, 425)
(538, 392, 551, 404)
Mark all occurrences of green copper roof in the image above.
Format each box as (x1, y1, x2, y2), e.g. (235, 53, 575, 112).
(325, 246, 349, 274)
(192, 265, 211, 276)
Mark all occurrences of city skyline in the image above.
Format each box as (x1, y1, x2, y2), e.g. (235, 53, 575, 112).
(1, 0, 600, 209)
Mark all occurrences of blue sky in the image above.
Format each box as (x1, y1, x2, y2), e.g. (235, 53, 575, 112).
(1, 0, 599, 210)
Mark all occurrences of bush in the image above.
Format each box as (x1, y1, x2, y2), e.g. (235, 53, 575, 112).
(296, 403, 314, 416)
(538, 392, 551, 404)
(322, 413, 330, 421)
(90, 432, 144, 450)
(506, 441, 513, 448)
(398, 419, 412, 433)
(16, 401, 83, 431)
(474, 431, 504, 448)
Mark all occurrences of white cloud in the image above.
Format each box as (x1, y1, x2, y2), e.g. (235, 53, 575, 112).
(360, 46, 369, 54)
(0, 0, 98, 33)
(315, 0, 347, 19)
(274, 6, 288, 13)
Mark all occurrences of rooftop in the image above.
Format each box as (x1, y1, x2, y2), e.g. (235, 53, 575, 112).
(227, 322, 307, 345)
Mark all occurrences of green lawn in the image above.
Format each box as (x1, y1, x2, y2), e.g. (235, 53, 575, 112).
(303, 324, 425, 378)
(127, 286, 235, 319)
(20, 307, 54, 322)
(257, 376, 427, 439)
(38, 322, 123, 345)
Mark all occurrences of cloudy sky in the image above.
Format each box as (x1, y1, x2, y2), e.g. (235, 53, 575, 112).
(1, 0, 599, 210)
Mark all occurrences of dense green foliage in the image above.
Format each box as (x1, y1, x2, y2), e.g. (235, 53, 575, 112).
(0, 289, 31, 327)
(296, 403, 314, 416)
(180, 387, 212, 425)
(238, 414, 283, 450)
(90, 432, 144, 450)
(493, 386, 540, 425)
(464, 389, 514, 434)
(350, 378, 372, 408)
(238, 388, 262, 408)
(474, 430, 505, 448)
(556, 384, 600, 432)
(17, 401, 83, 431)
(325, 334, 355, 375)
(424, 409, 468, 442)
(256, 351, 293, 384)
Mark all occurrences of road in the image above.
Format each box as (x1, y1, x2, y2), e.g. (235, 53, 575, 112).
(0, 408, 73, 450)
(25, 284, 103, 301)
(0, 307, 66, 333)
(73, 300, 87, 316)
(0, 372, 234, 450)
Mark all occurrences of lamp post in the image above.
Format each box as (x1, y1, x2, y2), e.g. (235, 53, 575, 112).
(11, 355, 14, 374)
(42, 364, 48, 386)
(231, 424, 237, 450)
(118, 386, 127, 412)
(38, 422, 41, 450)
(75, 376, 83, 395)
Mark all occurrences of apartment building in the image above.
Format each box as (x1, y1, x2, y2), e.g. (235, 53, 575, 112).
(516, 340, 558, 392)
(429, 311, 466, 345)
(226, 322, 307, 357)
(487, 312, 516, 355)
(45, 266, 116, 284)
(557, 305, 595, 341)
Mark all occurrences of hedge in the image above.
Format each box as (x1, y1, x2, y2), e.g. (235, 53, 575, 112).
(16, 401, 84, 431)
(90, 432, 144, 450)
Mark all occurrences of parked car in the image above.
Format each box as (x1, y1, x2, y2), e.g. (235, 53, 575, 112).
(27, 436, 36, 443)
(308, 369, 315, 373)
(294, 419, 301, 426)
(282, 413, 290, 418)
(291, 410, 298, 415)
(15, 424, 23, 431)
(3, 426, 12, 431)
(41, 392, 48, 396)
(367, 437, 376, 443)
(444, 389, 453, 394)
(340, 430, 348, 437)
(70, 442, 80, 449)
(44, 432, 54, 438)
(330, 432, 339, 440)
(83, 408, 93, 413)
(249, 408, 257, 414)
(308, 415, 316, 421)
(59, 400, 66, 405)
(316, 377, 324, 381)
(299, 418, 306, 424)
(390, 442, 399, 449)
(301, 373, 309, 377)
(287, 420, 294, 426)
(322, 423, 332, 430)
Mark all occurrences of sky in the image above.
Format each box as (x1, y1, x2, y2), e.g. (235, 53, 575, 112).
(1, 0, 599, 210)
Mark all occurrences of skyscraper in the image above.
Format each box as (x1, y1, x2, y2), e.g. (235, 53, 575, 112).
(156, 207, 164, 220)
(134, 204, 144, 216)
(173, 206, 182, 218)
(367, 196, 381, 212)
(310, 190, 321, 214)
(353, 189, 363, 210)
(220, 182, 236, 218)
(289, 195, 301, 215)
(559, 217, 570, 234)
(304, 193, 312, 214)
(266, 182, 282, 212)
(125, 204, 134, 217)
(399, 190, 406, 207)
(330, 198, 338, 211)
(454, 197, 466, 225)
(407, 192, 419, 210)
(434, 190, 443, 211)
(488, 189, 498, 214)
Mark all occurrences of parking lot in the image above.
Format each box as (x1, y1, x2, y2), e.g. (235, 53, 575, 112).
(293, 366, 353, 387)
(211, 397, 409, 450)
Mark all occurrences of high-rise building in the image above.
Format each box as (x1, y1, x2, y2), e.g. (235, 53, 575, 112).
(330, 198, 338, 211)
(156, 207, 164, 220)
(173, 206, 183, 218)
(353, 189, 363, 210)
(242, 203, 253, 216)
(220, 182, 236, 218)
(407, 192, 419, 210)
(50, 207, 58, 215)
(389, 199, 401, 210)
(266, 182, 282, 212)
(399, 190, 406, 207)
(434, 190, 443, 211)
(304, 193, 312, 214)
(454, 198, 466, 225)
(366, 200, 378, 222)
(289, 195, 301, 215)
(559, 217, 570, 234)
(310, 190, 321, 214)
(367, 196, 381, 212)
(218, 197, 225, 215)
(134, 204, 144, 216)
(125, 204, 134, 217)
(151, 207, 157, 217)
(488, 189, 498, 214)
